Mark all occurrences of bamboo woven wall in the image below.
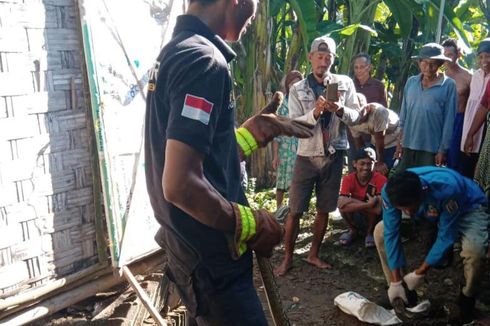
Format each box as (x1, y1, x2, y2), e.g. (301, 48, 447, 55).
(0, 0, 101, 299)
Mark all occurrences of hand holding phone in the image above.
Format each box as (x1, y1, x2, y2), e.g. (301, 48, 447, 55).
(324, 82, 339, 102)
(365, 184, 376, 201)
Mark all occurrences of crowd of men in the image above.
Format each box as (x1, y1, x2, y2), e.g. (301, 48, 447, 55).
(273, 36, 489, 324)
(142, 0, 490, 324)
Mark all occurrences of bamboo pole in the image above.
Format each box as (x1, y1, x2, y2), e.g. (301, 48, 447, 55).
(0, 254, 162, 326)
(121, 266, 167, 326)
(0, 263, 107, 312)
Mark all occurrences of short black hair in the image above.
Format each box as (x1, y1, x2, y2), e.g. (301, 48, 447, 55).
(353, 53, 371, 65)
(441, 38, 460, 54)
(385, 171, 423, 207)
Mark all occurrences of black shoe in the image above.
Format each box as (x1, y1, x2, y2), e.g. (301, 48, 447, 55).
(458, 292, 475, 324)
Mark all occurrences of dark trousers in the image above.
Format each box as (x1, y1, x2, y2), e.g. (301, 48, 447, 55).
(167, 255, 267, 326)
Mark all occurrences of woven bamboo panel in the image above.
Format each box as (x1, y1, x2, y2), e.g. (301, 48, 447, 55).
(0, 0, 100, 299)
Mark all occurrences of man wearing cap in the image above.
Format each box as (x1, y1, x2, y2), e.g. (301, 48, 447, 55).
(461, 38, 490, 177)
(337, 147, 387, 248)
(395, 43, 457, 172)
(275, 36, 360, 276)
(441, 38, 472, 175)
(374, 167, 488, 324)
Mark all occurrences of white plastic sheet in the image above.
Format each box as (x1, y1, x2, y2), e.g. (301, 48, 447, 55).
(334, 291, 431, 326)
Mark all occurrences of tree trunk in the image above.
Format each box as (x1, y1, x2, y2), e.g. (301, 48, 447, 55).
(390, 17, 419, 112)
(338, 0, 379, 74)
(250, 0, 274, 189)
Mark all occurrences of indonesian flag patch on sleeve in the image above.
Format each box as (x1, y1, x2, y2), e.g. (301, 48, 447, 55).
(181, 94, 214, 125)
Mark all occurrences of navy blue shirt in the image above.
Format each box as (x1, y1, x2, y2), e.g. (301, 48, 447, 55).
(144, 15, 250, 278)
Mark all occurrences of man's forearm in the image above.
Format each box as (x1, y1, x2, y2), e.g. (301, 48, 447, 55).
(338, 105, 360, 125)
(164, 140, 236, 233)
(391, 268, 402, 282)
(467, 105, 488, 139)
(165, 168, 236, 232)
(374, 132, 385, 162)
(338, 197, 373, 213)
(415, 262, 430, 275)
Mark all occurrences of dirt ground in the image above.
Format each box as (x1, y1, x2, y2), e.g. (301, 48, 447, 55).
(29, 212, 490, 326)
(265, 213, 490, 325)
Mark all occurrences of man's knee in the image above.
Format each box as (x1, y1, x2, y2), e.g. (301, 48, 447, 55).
(461, 242, 486, 262)
(373, 221, 384, 246)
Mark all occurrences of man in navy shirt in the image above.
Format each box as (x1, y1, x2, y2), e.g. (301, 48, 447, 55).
(373, 167, 488, 323)
(144, 0, 313, 324)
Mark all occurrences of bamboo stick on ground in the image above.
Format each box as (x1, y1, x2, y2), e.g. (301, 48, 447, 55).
(121, 266, 167, 326)
(0, 254, 162, 326)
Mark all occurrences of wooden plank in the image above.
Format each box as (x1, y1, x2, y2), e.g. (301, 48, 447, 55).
(0, 254, 161, 323)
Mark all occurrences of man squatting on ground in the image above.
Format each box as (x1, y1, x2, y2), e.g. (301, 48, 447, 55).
(275, 36, 360, 276)
(374, 167, 489, 324)
(337, 147, 387, 248)
(144, 0, 314, 324)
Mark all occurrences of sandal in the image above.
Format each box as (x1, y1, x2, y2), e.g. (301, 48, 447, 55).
(339, 231, 356, 246)
(365, 234, 375, 248)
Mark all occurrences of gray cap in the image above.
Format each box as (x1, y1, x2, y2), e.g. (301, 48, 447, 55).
(477, 38, 490, 54)
(411, 43, 451, 61)
(310, 36, 336, 55)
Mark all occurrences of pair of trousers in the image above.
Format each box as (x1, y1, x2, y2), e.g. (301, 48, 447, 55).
(373, 206, 488, 297)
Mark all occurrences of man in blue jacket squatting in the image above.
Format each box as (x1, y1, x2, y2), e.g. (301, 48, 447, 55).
(373, 167, 488, 324)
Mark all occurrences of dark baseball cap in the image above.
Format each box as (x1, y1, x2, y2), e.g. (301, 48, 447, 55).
(354, 147, 376, 161)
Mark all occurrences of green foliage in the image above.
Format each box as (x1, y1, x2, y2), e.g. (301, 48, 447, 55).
(235, 0, 489, 182)
(245, 178, 277, 211)
(245, 178, 317, 216)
